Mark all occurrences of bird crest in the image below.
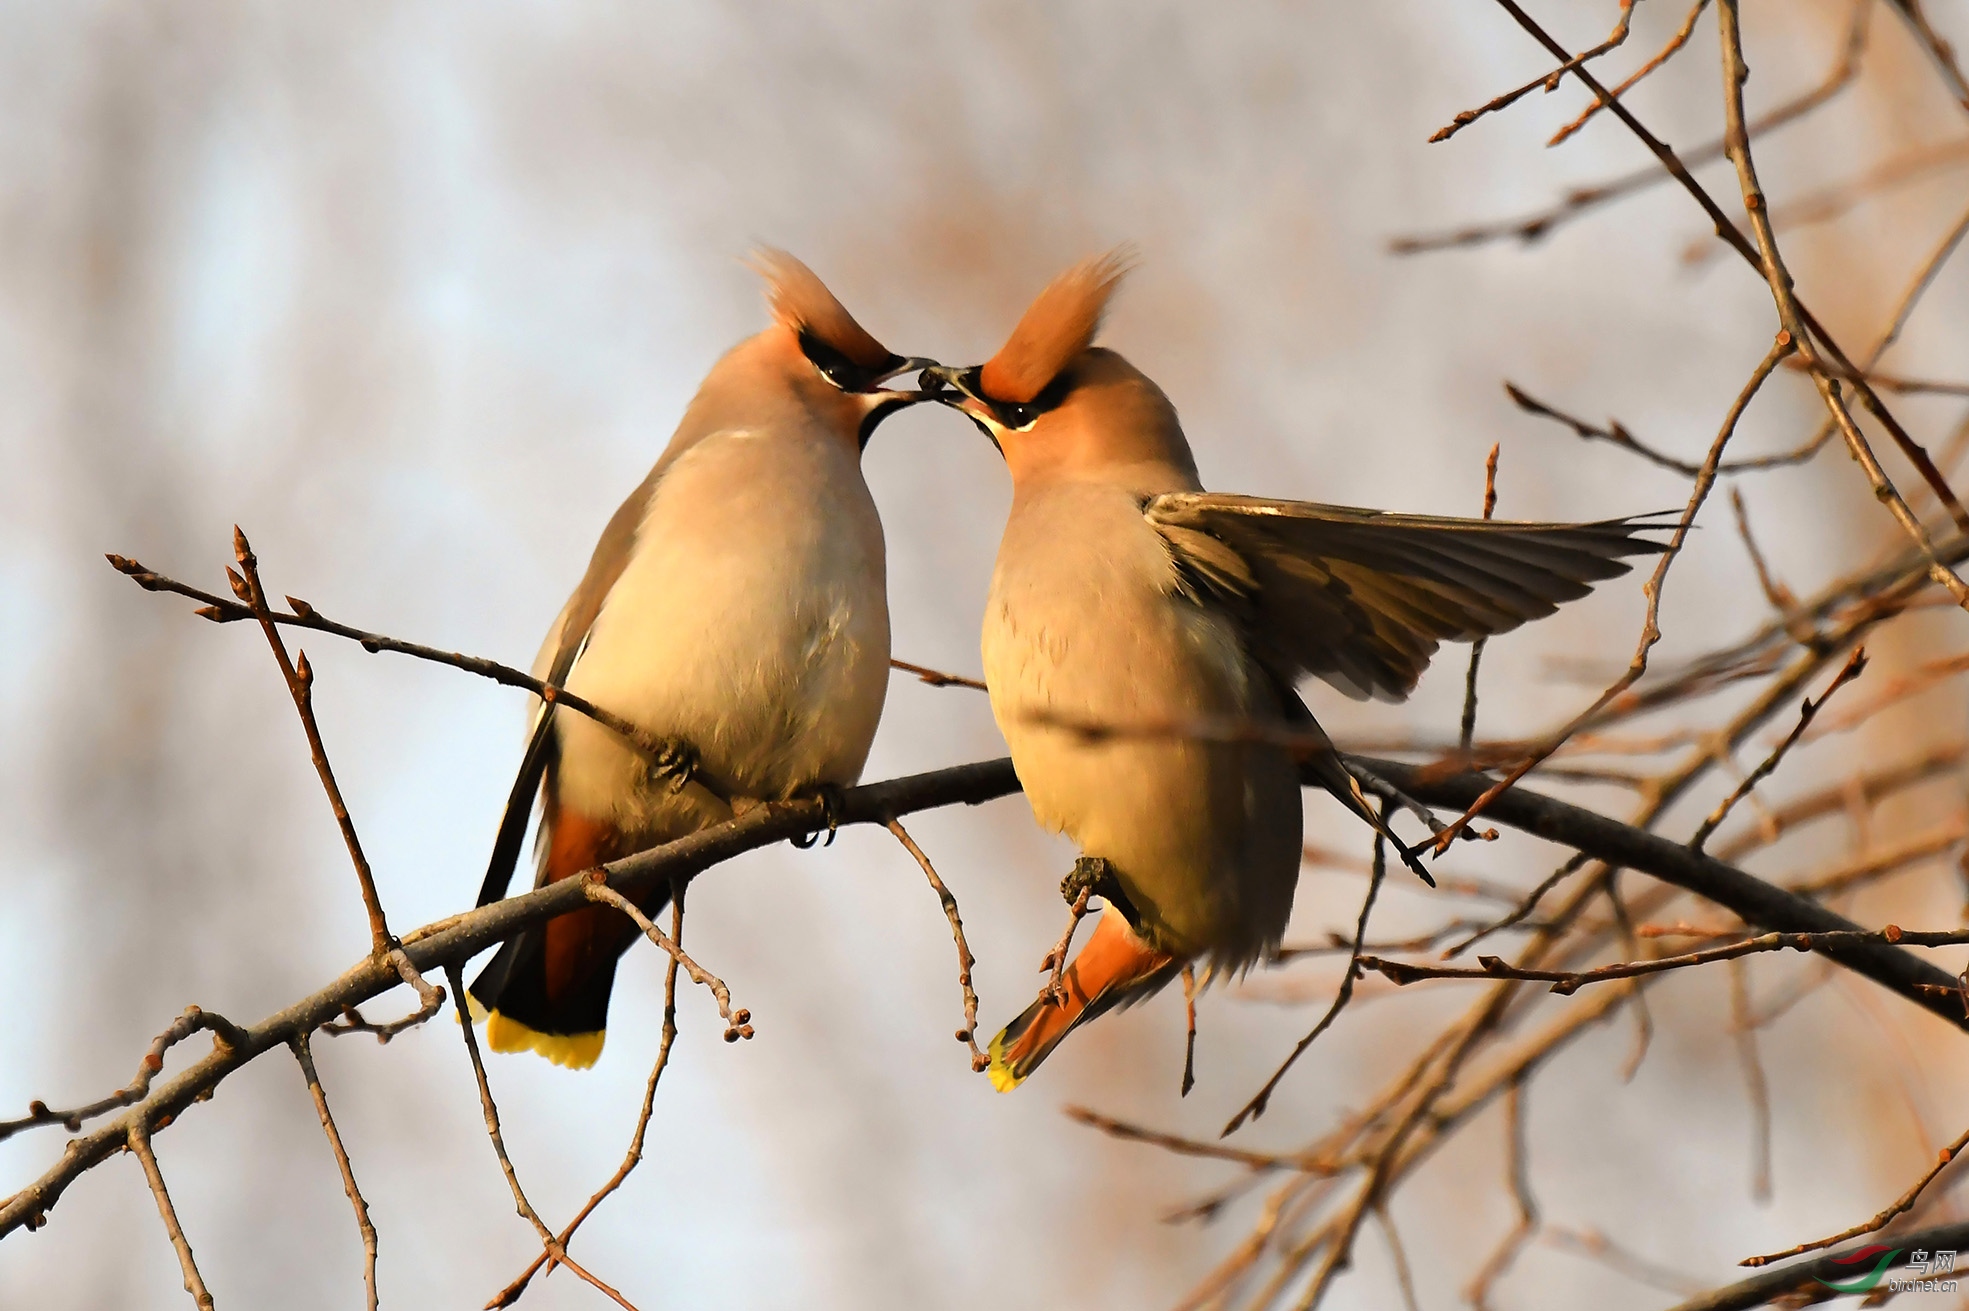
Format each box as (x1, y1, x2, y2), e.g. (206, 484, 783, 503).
(748, 248, 896, 370)
(980, 247, 1136, 404)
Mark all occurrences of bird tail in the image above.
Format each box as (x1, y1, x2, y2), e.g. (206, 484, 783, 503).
(467, 912, 624, 1069)
(1279, 684, 1436, 887)
(987, 905, 1178, 1092)
(468, 805, 668, 1070)
(1298, 747, 1436, 887)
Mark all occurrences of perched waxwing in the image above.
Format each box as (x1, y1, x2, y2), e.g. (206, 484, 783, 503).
(927, 252, 1666, 1089)
(468, 252, 930, 1068)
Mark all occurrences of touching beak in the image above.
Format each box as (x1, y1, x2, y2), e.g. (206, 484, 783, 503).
(917, 363, 990, 418)
(869, 355, 940, 390)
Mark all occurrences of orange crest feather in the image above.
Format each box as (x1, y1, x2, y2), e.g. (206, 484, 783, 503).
(979, 247, 1136, 404)
(748, 248, 895, 370)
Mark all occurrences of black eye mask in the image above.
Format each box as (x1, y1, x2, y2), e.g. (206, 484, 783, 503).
(797, 329, 905, 394)
(941, 365, 1070, 430)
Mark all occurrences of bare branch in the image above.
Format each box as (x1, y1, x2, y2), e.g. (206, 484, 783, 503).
(1041, 887, 1095, 1009)
(888, 658, 988, 691)
(104, 551, 707, 798)
(289, 1033, 378, 1311)
(1, 1006, 244, 1145)
(1391, 0, 1870, 254)
(1224, 829, 1388, 1136)
(1738, 1123, 1969, 1267)
(128, 1118, 215, 1311)
(1464, 1078, 1537, 1310)
(1687, 645, 1868, 851)
(231, 528, 394, 953)
(444, 965, 637, 1311)
(1725, 960, 1771, 1203)
(1432, 332, 1796, 852)
(1429, 0, 1638, 143)
(1549, 0, 1713, 146)
(885, 819, 988, 1072)
(1505, 381, 1830, 477)
(1459, 443, 1501, 754)
(487, 893, 685, 1309)
(584, 881, 750, 1041)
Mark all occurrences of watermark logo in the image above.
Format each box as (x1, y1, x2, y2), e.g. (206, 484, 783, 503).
(1815, 1245, 1900, 1294)
(1814, 1246, 1958, 1295)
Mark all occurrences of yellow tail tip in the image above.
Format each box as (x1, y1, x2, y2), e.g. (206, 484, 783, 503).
(484, 1011, 605, 1069)
(985, 1026, 1025, 1093)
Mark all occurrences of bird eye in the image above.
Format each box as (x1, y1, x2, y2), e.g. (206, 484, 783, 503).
(798, 330, 866, 392)
(1000, 403, 1036, 429)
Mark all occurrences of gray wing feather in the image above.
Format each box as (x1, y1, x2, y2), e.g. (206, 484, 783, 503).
(1145, 493, 1667, 702)
(475, 464, 663, 906)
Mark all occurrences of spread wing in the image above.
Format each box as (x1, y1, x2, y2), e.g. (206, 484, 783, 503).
(1145, 492, 1669, 702)
(475, 464, 662, 907)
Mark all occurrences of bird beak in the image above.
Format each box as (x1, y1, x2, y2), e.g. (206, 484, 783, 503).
(917, 363, 990, 417)
(872, 355, 940, 388)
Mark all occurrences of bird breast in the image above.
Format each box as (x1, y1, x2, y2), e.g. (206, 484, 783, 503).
(555, 426, 889, 824)
(982, 479, 1302, 964)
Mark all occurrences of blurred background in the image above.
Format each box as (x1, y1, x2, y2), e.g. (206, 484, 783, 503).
(4, 1, 1968, 1307)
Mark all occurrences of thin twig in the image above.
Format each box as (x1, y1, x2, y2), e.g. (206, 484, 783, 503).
(888, 658, 988, 691)
(1448, 853, 1593, 958)
(1688, 646, 1869, 851)
(1377, 1203, 1422, 1311)
(1550, 0, 1713, 146)
(1886, 0, 1969, 115)
(1043, 887, 1095, 1008)
(105, 551, 707, 799)
(1180, 964, 1199, 1098)
(1430, 0, 1638, 143)
(1366, 924, 1969, 994)
(231, 527, 393, 953)
(1788, 820, 1966, 898)
(290, 1033, 378, 1311)
(0, 1006, 244, 1145)
(443, 965, 637, 1311)
(885, 819, 988, 1072)
(1064, 1106, 1295, 1170)
(1391, 0, 1870, 254)
(1459, 443, 1501, 754)
(1506, 380, 1832, 477)
(1740, 1121, 1969, 1267)
(1725, 960, 1772, 1203)
(1546, 1227, 1707, 1296)
(487, 891, 685, 1309)
(583, 880, 750, 1041)
(1465, 1078, 1538, 1310)
(1713, 0, 1969, 586)
(1682, 137, 1969, 265)
(1433, 333, 1796, 853)
(128, 1117, 215, 1311)
(1225, 829, 1388, 1136)
(1729, 488, 1798, 619)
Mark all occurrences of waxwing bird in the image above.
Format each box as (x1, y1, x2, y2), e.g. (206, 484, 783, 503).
(468, 251, 930, 1068)
(926, 252, 1666, 1089)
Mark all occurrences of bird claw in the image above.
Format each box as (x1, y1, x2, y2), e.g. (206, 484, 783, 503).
(790, 783, 847, 849)
(1060, 855, 1117, 906)
(647, 737, 701, 794)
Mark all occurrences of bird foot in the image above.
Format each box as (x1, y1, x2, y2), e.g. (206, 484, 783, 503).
(790, 783, 848, 849)
(1059, 856, 1147, 930)
(644, 736, 701, 794)
(1060, 855, 1118, 906)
